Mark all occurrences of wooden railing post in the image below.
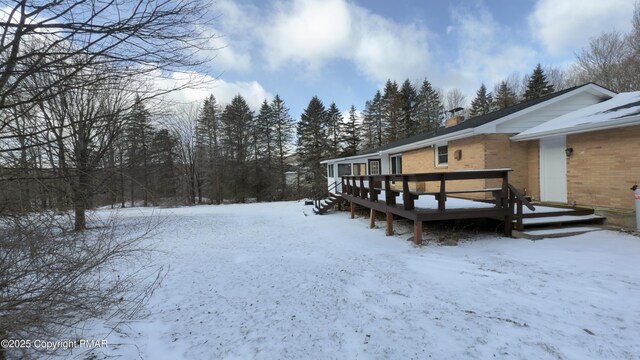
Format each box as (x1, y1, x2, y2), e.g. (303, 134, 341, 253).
(437, 173, 446, 211)
(385, 176, 396, 205)
(402, 175, 414, 210)
(369, 176, 378, 202)
(359, 176, 366, 199)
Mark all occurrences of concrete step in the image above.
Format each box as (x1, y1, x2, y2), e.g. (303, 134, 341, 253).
(513, 226, 604, 240)
(515, 214, 605, 227)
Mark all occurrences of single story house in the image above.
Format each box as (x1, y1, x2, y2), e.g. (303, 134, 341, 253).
(321, 83, 639, 224)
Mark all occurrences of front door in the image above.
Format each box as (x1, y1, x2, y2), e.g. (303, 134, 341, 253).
(539, 136, 567, 203)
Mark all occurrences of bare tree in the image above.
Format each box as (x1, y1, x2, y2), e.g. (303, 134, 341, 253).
(575, 31, 631, 91)
(0, 0, 214, 117)
(168, 103, 201, 205)
(444, 88, 467, 112)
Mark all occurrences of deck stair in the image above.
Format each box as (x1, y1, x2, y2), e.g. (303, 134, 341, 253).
(313, 193, 343, 215)
(512, 204, 606, 238)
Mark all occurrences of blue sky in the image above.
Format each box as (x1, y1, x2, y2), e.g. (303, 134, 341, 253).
(178, 0, 636, 118)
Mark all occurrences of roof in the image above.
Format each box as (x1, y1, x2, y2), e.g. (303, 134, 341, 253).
(321, 83, 614, 164)
(512, 91, 640, 141)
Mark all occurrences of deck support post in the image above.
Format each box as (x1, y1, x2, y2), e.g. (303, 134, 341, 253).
(350, 201, 355, 219)
(370, 208, 376, 228)
(413, 220, 423, 245)
(386, 212, 394, 236)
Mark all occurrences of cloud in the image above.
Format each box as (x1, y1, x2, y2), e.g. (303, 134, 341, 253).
(444, 3, 536, 98)
(529, 0, 635, 55)
(260, 0, 432, 82)
(157, 71, 272, 111)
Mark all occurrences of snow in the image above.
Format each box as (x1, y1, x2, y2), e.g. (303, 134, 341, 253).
(378, 190, 496, 210)
(520, 214, 605, 225)
(519, 226, 602, 236)
(71, 201, 639, 360)
(514, 91, 640, 139)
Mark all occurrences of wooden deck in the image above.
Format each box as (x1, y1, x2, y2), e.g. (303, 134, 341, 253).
(339, 169, 534, 244)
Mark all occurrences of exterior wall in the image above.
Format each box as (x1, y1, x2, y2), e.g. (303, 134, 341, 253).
(401, 136, 487, 198)
(526, 140, 540, 200)
(567, 125, 640, 210)
(484, 134, 529, 193)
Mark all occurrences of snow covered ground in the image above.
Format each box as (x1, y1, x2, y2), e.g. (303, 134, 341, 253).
(73, 201, 639, 359)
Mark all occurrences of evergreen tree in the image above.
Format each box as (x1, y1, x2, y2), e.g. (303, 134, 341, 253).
(361, 90, 384, 149)
(399, 79, 419, 138)
(270, 95, 294, 200)
(325, 102, 343, 158)
(493, 81, 518, 110)
(469, 84, 493, 117)
(254, 99, 275, 201)
(125, 95, 154, 206)
(415, 78, 443, 133)
(296, 96, 327, 197)
(382, 79, 402, 143)
(523, 64, 555, 101)
(341, 105, 360, 157)
(150, 128, 177, 200)
(195, 94, 222, 204)
(220, 95, 254, 202)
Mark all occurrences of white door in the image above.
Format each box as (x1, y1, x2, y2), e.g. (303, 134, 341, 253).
(539, 136, 567, 203)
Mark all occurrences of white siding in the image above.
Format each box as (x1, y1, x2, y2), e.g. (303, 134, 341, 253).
(496, 92, 606, 134)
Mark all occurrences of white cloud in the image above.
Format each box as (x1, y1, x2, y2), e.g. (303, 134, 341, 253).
(260, 0, 432, 82)
(157, 71, 272, 111)
(529, 0, 635, 55)
(443, 4, 536, 98)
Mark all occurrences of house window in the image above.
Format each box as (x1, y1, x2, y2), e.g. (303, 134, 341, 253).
(436, 145, 448, 166)
(337, 164, 352, 177)
(327, 164, 334, 177)
(368, 159, 381, 175)
(353, 163, 366, 175)
(390, 155, 402, 174)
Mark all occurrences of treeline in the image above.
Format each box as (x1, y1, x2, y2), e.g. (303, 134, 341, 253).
(1, 92, 299, 215)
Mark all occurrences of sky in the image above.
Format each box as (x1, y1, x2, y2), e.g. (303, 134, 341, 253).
(176, 0, 636, 118)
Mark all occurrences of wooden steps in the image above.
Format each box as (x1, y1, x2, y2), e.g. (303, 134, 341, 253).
(512, 204, 606, 238)
(313, 194, 343, 215)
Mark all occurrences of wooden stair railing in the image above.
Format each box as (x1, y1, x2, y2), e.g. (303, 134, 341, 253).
(508, 184, 535, 231)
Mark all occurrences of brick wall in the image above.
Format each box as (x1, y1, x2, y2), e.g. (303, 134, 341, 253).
(526, 140, 540, 200)
(483, 134, 529, 193)
(567, 125, 640, 210)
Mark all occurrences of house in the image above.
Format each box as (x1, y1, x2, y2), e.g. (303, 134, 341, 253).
(511, 91, 640, 226)
(321, 83, 639, 226)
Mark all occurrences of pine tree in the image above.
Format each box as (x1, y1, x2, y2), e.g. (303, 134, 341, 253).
(415, 78, 443, 133)
(220, 95, 254, 202)
(523, 64, 555, 101)
(254, 99, 275, 201)
(325, 102, 343, 158)
(469, 84, 493, 117)
(195, 94, 222, 204)
(270, 95, 294, 200)
(125, 96, 155, 206)
(361, 90, 384, 149)
(150, 128, 177, 200)
(297, 96, 327, 197)
(399, 79, 419, 138)
(341, 105, 360, 157)
(382, 79, 402, 143)
(493, 81, 518, 110)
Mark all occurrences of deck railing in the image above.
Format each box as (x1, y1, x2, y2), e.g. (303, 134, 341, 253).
(338, 169, 535, 243)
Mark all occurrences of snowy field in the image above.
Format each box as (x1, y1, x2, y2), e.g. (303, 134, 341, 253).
(75, 201, 639, 359)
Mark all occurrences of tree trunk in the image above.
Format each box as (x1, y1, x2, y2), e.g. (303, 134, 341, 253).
(74, 170, 90, 231)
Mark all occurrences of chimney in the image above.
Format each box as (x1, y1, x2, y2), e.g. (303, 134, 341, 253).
(445, 115, 464, 128)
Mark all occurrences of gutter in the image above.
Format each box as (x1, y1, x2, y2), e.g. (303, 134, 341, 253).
(511, 116, 640, 141)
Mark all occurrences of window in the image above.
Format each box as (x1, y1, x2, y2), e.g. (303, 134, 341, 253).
(390, 155, 402, 174)
(337, 163, 352, 177)
(436, 145, 448, 166)
(327, 164, 334, 177)
(368, 159, 381, 175)
(353, 163, 366, 175)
